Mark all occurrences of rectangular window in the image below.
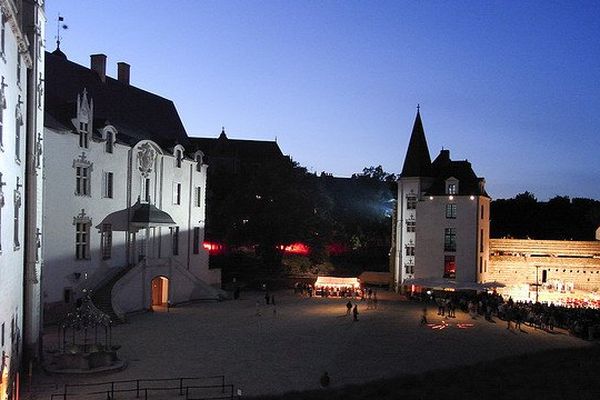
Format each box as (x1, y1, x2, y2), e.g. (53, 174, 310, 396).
(445, 203, 456, 219)
(143, 178, 151, 202)
(173, 182, 181, 205)
(480, 229, 484, 253)
(105, 132, 113, 153)
(76, 166, 90, 195)
(405, 245, 415, 256)
(1, 322, 4, 347)
(103, 172, 113, 198)
(444, 256, 456, 279)
(444, 228, 456, 252)
(195, 187, 202, 207)
(479, 256, 483, 274)
(14, 117, 20, 162)
(75, 222, 89, 259)
(175, 150, 182, 168)
(13, 193, 19, 249)
(193, 227, 200, 254)
(101, 224, 112, 260)
(171, 226, 179, 255)
(406, 196, 417, 210)
(447, 183, 457, 195)
(406, 220, 415, 232)
(79, 127, 88, 148)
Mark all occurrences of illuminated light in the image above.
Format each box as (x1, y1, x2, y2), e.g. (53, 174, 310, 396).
(426, 290, 432, 295)
(470, 195, 475, 200)
(203, 241, 224, 255)
(457, 323, 474, 329)
(429, 196, 434, 200)
(448, 196, 454, 201)
(277, 242, 310, 255)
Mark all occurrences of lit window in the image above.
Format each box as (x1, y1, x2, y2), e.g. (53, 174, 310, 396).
(444, 228, 456, 252)
(101, 224, 112, 259)
(444, 256, 456, 279)
(447, 183, 457, 195)
(406, 220, 416, 232)
(445, 204, 456, 219)
(406, 196, 417, 210)
(103, 172, 113, 198)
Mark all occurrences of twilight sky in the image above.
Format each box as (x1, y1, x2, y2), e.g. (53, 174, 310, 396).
(45, 1, 600, 200)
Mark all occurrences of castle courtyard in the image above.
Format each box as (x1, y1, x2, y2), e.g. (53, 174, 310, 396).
(33, 291, 589, 399)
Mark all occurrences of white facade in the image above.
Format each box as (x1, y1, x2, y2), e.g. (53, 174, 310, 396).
(392, 112, 490, 289)
(42, 56, 221, 323)
(0, 0, 45, 398)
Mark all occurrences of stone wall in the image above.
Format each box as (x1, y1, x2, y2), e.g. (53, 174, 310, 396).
(488, 239, 600, 292)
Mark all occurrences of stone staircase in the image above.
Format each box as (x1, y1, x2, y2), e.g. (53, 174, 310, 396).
(90, 264, 137, 324)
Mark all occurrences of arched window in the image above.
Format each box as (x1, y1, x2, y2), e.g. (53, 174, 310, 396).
(194, 151, 204, 172)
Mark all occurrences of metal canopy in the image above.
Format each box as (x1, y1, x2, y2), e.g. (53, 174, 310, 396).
(95, 199, 176, 232)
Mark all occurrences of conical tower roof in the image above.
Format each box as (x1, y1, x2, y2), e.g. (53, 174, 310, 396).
(400, 110, 432, 177)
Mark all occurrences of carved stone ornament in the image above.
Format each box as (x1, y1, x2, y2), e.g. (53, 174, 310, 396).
(137, 143, 156, 177)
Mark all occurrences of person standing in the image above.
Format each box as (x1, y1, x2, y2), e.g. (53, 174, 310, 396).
(353, 304, 359, 321)
(346, 301, 352, 315)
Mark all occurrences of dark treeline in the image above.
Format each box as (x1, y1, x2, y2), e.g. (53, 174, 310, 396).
(491, 191, 600, 240)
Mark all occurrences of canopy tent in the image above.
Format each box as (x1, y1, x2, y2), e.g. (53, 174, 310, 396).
(359, 271, 392, 286)
(95, 199, 176, 232)
(314, 276, 361, 290)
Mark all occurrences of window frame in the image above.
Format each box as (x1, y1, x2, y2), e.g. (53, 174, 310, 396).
(444, 228, 456, 252)
(445, 203, 457, 219)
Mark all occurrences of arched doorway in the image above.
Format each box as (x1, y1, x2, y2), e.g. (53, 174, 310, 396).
(151, 276, 169, 310)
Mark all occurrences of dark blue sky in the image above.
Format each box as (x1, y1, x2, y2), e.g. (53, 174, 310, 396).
(46, 1, 600, 200)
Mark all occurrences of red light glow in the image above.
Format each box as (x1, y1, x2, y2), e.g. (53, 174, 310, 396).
(203, 241, 224, 255)
(277, 242, 310, 255)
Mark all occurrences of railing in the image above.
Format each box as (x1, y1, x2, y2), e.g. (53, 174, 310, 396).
(50, 375, 228, 400)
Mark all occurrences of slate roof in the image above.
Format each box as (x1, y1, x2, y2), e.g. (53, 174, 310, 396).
(44, 51, 190, 151)
(188, 129, 285, 162)
(400, 111, 432, 177)
(400, 112, 488, 197)
(426, 149, 488, 197)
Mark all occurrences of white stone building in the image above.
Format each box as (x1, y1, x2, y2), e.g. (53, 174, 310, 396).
(392, 110, 490, 289)
(0, 0, 45, 398)
(42, 50, 221, 324)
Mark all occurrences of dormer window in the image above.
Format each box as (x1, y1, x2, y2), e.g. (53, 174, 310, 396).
(445, 178, 458, 195)
(105, 131, 113, 153)
(194, 151, 204, 172)
(74, 89, 93, 149)
(173, 145, 185, 168)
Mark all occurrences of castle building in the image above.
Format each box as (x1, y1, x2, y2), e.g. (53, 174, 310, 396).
(392, 110, 490, 289)
(42, 49, 222, 324)
(0, 0, 45, 398)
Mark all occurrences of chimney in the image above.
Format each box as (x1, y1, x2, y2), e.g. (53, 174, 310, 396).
(90, 54, 107, 82)
(117, 62, 130, 85)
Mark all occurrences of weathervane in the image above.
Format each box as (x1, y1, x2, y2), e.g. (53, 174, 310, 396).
(56, 13, 68, 49)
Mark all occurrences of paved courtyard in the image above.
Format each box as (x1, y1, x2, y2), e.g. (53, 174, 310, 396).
(33, 290, 590, 398)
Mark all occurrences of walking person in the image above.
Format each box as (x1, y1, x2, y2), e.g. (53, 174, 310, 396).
(346, 301, 352, 316)
(420, 306, 428, 325)
(353, 304, 359, 321)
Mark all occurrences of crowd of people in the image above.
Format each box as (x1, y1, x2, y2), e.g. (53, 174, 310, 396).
(412, 290, 600, 339)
